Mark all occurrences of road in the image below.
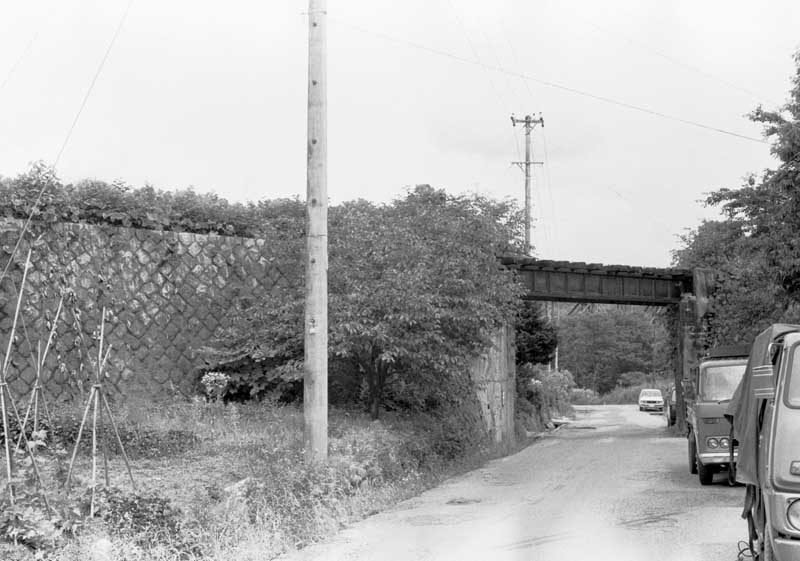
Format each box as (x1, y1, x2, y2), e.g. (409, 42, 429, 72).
(284, 405, 749, 561)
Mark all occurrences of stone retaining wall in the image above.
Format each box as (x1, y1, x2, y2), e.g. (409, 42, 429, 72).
(0, 219, 284, 399)
(471, 325, 516, 445)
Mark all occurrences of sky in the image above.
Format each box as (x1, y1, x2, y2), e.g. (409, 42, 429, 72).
(1, 1, 798, 268)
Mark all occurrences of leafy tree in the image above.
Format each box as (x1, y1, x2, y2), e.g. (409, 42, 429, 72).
(557, 306, 668, 394)
(207, 185, 526, 418)
(515, 302, 558, 365)
(673, 50, 800, 343)
(673, 220, 786, 346)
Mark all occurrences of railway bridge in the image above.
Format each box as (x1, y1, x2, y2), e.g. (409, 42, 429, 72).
(501, 256, 715, 430)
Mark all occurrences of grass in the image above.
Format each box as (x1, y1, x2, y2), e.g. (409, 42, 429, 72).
(0, 396, 514, 560)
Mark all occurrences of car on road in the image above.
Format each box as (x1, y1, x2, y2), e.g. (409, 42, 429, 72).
(638, 389, 663, 412)
(664, 386, 677, 426)
(686, 345, 749, 485)
(727, 324, 800, 561)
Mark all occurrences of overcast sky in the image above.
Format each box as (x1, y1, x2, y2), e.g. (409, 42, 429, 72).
(1, 1, 798, 267)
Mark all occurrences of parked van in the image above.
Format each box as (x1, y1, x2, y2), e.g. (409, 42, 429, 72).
(727, 324, 800, 560)
(685, 345, 749, 485)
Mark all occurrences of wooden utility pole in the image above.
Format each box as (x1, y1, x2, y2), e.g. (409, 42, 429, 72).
(511, 113, 544, 253)
(304, 0, 328, 463)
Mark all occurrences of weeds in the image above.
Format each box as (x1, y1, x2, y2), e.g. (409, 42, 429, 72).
(3, 397, 499, 560)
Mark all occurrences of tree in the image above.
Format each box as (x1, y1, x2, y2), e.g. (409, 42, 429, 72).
(207, 185, 526, 418)
(557, 306, 669, 393)
(515, 302, 558, 365)
(673, 50, 800, 343)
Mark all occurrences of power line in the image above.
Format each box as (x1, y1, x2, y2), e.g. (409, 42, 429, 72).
(0, 31, 39, 93)
(328, 17, 767, 145)
(54, 0, 134, 167)
(444, 0, 521, 160)
(567, 9, 781, 107)
(540, 129, 559, 254)
(0, 0, 134, 287)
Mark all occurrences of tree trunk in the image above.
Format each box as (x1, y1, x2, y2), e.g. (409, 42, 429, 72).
(370, 387, 380, 420)
(365, 366, 381, 420)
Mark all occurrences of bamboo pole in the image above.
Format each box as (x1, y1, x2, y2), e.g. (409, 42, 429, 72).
(16, 298, 63, 452)
(101, 391, 136, 490)
(65, 386, 96, 490)
(0, 249, 32, 502)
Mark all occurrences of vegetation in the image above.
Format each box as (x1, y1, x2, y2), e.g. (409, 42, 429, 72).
(556, 306, 671, 394)
(0, 170, 567, 559)
(516, 364, 574, 433)
(1, 397, 523, 561)
(515, 302, 558, 366)
(570, 377, 672, 405)
(673, 50, 800, 345)
(204, 185, 526, 420)
(0, 161, 303, 238)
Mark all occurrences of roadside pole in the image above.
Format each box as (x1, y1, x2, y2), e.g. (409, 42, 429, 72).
(511, 113, 544, 254)
(304, 0, 328, 463)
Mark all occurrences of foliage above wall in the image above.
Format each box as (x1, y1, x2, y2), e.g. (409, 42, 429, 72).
(205, 185, 527, 418)
(0, 162, 302, 238)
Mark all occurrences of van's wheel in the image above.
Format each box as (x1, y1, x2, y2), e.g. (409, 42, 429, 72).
(688, 431, 698, 474)
(697, 454, 714, 485)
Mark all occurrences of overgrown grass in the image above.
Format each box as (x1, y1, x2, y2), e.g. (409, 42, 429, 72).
(2, 396, 511, 560)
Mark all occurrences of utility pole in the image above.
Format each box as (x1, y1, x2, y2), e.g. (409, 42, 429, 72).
(304, 0, 328, 463)
(511, 113, 544, 254)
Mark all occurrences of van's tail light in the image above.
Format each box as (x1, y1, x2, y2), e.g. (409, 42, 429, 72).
(790, 461, 800, 476)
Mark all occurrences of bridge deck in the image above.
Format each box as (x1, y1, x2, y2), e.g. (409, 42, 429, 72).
(502, 257, 693, 306)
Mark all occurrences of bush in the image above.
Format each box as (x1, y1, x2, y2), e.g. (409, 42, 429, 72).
(0, 164, 304, 238)
(569, 387, 600, 405)
(516, 364, 575, 434)
(97, 488, 196, 552)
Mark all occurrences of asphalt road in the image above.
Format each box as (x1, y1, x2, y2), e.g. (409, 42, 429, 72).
(284, 405, 749, 561)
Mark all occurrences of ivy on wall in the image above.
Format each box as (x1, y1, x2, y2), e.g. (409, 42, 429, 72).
(0, 162, 302, 238)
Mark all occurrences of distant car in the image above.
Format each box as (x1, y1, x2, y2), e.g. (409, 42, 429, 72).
(664, 386, 677, 425)
(638, 389, 664, 412)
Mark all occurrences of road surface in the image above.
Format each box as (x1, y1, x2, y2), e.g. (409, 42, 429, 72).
(284, 405, 748, 561)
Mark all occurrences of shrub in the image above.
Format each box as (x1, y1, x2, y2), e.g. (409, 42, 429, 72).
(42, 402, 199, 460)
(0, 164, 305, 238)
(516, 364, 575, 435)
(569, 387, 600, 405)
(97, 487, 197, 553)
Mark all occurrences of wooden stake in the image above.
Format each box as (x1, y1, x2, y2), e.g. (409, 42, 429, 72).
(65, 386, 95, 490)
(65, 306, 136, 495)
(16, 298, 64, 452)
(101, 391, 136, 490)
(90, 385, 99, 517)
(1, 249, 32, 502)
